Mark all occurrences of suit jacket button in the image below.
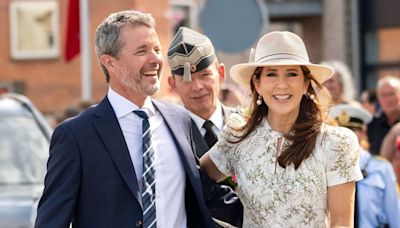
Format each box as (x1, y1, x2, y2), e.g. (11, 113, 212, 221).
(136, 220, 143, 227)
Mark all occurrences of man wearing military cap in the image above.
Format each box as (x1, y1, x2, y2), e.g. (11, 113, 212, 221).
(331, 104, 400, 228)
(168, 27, 236, 157)
(168, 27, 243, 228)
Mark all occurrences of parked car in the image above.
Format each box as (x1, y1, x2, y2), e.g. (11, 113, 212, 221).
(0, 93, 52, 228)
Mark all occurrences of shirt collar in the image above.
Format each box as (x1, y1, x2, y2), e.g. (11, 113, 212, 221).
(359, 149, 371, 169)
(107, 87, 155, 118)
(189, 102, 224, 130)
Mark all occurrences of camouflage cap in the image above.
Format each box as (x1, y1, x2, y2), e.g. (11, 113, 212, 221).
(167, 27, 216, 81)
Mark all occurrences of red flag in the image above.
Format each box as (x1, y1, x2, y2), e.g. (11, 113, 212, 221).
(65, 0, 80, 61)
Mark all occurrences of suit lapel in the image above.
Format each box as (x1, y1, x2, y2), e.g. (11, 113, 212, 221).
(191, 120, 209, 158)
(153, 101, 216, 227)
(192, 105, 237, 158)
(153, 100, 199, 178)
(91, 97, 142, 206)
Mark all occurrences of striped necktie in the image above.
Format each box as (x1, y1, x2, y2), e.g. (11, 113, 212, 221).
(133, 110, 156, 228)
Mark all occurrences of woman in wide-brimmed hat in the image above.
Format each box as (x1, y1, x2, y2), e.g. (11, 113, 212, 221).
(200, 31, 363, 227)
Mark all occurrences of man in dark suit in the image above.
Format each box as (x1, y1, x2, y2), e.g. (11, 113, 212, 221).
(35, 11, 214, 228)
(167, 27, 243, 228)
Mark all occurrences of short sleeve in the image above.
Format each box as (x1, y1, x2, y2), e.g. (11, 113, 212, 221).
(208, 113, 244, 176)
(324, 126, 363, 187)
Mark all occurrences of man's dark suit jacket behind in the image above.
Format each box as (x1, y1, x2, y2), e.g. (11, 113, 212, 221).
(35, 97, 214, 228)
(192, 105, 244, 227)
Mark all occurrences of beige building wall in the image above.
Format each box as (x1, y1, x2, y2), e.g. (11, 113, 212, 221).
(322, 0, 348, 63)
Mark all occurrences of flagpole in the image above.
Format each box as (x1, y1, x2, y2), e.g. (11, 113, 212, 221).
(80, 0, 91, 100)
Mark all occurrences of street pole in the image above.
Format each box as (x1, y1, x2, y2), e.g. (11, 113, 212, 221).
(80, 0, 91, 100)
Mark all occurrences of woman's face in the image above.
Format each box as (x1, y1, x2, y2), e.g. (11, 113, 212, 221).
(253, 65, 309, 121)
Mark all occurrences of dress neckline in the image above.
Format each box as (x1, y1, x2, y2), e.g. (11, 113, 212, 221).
(261, 118, 285, 138)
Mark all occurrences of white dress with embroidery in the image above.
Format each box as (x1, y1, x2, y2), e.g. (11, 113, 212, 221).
(208, 115, 363, 228)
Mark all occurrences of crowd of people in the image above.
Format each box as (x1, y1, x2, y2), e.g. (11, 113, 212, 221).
(34, 9, 400, 228)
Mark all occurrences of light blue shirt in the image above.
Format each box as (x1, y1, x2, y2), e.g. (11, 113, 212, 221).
(357, 149, 400, 228)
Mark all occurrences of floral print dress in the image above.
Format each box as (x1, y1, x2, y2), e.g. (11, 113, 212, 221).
(208, 115, 363, 228)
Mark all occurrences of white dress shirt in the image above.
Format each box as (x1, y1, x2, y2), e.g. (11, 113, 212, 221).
(189, 102, 224, 137)
(108, 88, 187, 228)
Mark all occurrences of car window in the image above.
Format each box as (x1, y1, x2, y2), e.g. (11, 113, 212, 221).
(0, 116, 49, 185)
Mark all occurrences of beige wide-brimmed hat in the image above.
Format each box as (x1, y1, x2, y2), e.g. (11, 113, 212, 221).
(230, 31, 334, 88)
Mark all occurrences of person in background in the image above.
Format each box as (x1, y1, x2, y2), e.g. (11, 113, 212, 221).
(379, 119, 400, 189)
(55, 100, 95, 125)
(167, 26, 243, 228)
(367, 76, 400, 155)
(35, 10, 214, 228)
(331, 104, 400, 228)
(320, 60, 359, 106)
(360, 89, 379, 115)
(200, 31, 363, 227)
(219, 83, 244, 108)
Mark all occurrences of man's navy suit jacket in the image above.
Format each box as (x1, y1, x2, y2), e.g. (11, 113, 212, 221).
(35, 97, 214, 228)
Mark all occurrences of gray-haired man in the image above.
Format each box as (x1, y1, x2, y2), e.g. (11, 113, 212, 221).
(168, 27, 243, 228)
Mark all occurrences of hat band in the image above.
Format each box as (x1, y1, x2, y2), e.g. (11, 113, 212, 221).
(338, 122, 364, 130)
(336, 117, 364, 128)
(171, 54, 216, 76)
(255, 53, 309, 64)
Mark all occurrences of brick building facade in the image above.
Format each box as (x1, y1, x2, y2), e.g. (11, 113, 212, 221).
(0, 0, 173, 115)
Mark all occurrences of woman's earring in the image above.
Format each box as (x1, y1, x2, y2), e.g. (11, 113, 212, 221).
(305, 92, 315, 100)
(256, 95, 263, 105)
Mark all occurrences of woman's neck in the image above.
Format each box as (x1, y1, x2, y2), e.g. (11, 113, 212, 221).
(267, 114, 296, 133)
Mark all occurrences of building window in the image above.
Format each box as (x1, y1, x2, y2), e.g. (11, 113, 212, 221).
(169, 0, 198, 34)
(9, 0, 59, 60)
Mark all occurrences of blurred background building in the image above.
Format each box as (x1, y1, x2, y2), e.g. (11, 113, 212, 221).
(0, 0, 399, 117)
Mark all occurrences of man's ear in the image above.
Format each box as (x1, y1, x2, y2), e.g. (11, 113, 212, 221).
(99, 54, 114, 73)
(218, 63, 226, 82)
(167, 75, 176, 90)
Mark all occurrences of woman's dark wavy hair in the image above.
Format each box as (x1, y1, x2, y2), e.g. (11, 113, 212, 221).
(231, 66, 330, 169)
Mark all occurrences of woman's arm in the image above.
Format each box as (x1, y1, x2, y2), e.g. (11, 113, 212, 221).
(200, 152, 228, 183)
(328, 181, 355, 228)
